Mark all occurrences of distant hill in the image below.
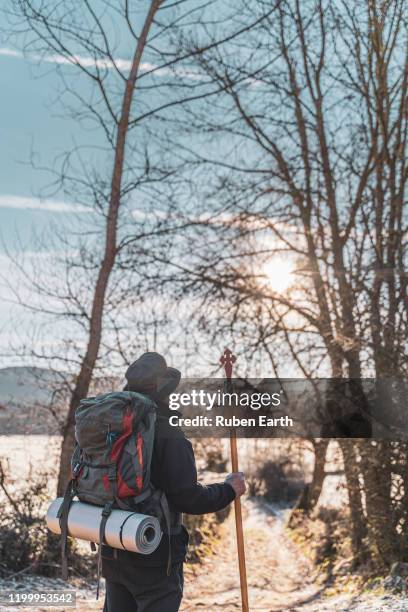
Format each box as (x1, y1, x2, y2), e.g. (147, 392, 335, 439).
(0, 366, 70, 435)
(0, 366, 119, 435)
(0, 366, 68, 405)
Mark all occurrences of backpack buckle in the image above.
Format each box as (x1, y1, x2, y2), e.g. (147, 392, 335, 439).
(101, 502, 113, 517)
(107, 466, 116, 481)
(72, 461, 83, 478)
(106, 431, 119, 447)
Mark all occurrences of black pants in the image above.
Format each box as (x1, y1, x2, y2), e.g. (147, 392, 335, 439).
(102, 562, 184, 612)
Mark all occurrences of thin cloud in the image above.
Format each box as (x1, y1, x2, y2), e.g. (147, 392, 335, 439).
(0, 48, 21, 58)
(0, 194, 90, 213)
(0, 45, 132, 70)
(0, 47, 203, 80)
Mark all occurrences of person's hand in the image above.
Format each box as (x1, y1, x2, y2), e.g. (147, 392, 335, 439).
(225, 472, 246, 498)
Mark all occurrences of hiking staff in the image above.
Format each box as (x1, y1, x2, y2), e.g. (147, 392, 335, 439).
(220, 348, 249, 612)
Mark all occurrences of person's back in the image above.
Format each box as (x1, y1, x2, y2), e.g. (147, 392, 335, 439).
(102, 352, 246, 612)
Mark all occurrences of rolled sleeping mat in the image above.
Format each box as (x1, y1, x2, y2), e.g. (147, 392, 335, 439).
(46, 498, 162, 554)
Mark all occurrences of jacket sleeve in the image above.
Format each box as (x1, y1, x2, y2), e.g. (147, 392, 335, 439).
(155, 435, 236, 515)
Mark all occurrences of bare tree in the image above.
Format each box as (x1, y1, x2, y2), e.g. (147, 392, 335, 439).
(4, 0, 275, 494)
(6, 0, 167, 494)
(149, 0, 408, 566)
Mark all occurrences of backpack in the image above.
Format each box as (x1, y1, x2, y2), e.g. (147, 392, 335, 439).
(57, 391, 178, 596)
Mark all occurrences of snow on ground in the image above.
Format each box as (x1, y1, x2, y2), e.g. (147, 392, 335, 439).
(1, 436, 407, 611)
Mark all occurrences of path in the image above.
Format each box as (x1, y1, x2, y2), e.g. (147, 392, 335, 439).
(1, 497, 406, 611)
(182, 498, 320, 611)
(181, 497, 407, 611)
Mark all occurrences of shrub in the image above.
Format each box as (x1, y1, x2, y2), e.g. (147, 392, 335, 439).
(255, 459, 305, 503)
(0, 460, 94, 580)
(0, 461, 51, 577)
(193, 440, 228, 473)
(184, 506, 230, 564)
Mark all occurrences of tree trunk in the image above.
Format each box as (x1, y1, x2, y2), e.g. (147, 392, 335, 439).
(338, 439, 368, 564)
(358, 440, 398, 567)
(57, 0, 163, 496)
(289, 439, 329, 525)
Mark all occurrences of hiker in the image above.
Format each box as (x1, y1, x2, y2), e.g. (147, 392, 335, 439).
(102, 352, 246, 612)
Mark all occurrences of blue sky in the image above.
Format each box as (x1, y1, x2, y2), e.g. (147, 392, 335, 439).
(0, 3, 294, 376)
(0, 44, 109, 366)
(1, 49, 58, 197)
(0, 47, 97, 250)
(0, 29, 224, 372)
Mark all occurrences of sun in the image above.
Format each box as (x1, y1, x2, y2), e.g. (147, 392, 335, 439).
(262, 256, 295, 293)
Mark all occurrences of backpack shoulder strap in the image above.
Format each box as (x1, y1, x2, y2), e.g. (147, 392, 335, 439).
(159, 492, 173, 576)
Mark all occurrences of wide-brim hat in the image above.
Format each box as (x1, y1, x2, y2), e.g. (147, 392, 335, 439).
(124, 352, 181, 398)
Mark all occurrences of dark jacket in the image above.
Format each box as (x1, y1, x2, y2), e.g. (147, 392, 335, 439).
(103, 400, 235, 567)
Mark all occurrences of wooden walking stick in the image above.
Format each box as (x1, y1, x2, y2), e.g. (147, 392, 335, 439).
(220, 348, 249, 612)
